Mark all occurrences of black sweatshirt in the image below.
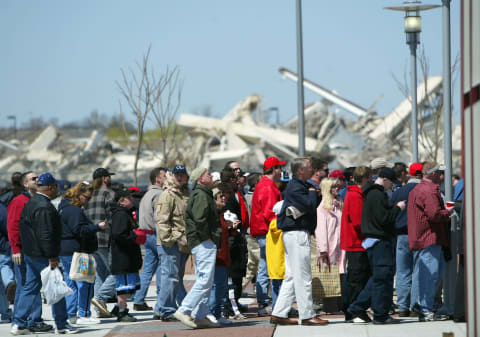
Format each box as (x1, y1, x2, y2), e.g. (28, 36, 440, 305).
(360, 181, 401, 240)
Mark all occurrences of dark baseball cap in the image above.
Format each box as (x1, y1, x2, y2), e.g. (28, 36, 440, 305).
(378, 167, 400, 184)
(36, 172, 60, 186)
(172, 165, 187, 174)
(93, 168, 115, 180)
(114, 188, 134, 202)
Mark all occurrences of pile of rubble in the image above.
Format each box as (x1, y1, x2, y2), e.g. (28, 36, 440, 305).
(0, 73, 462, 183)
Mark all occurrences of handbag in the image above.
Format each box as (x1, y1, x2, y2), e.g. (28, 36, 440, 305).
(312, 264, 341, 298)
(69, 252, 96, 283)
(310, 235, 341, 299)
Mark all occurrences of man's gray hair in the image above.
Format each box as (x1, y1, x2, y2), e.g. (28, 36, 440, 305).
(291, 157, 310, 177)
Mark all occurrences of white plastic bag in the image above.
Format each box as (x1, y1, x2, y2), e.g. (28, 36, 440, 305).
(40, 266, 74, 305)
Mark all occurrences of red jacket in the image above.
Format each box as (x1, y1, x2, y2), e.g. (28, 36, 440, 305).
(7, 193, 30, 255)
(407, 179, 450, 250)
(250, 176, 281, 237)
(340, 185, 366, 251)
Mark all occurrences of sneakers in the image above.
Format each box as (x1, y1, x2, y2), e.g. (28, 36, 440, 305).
(28, 322, 53, 333)
(67, 317, 77, 325)
(133, 303, 152, 311)
(173, 310, 197, 328)
(117, 310, 137, 323)
(10, 324, 30, 335)
(195, 318, 221, 328)
(237, 302, 249, 313)
(92, 298, 111, 318)
(217, 316, 232, 325)
(351, 311, 372, 324)
(76, 316, 100, 325)
(55, 323, 79, 334)
(110, 305, 120, 318)
(229, 313, 246, 320)
(419, 312, 450, 322)
(5, 282, 16, 304)
(372, 316, 401, 324)
(257, 304, 272, 317)
(398, 310, 410, 317)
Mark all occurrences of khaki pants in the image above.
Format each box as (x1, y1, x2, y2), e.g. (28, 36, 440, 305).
(242, 234, 260, 289)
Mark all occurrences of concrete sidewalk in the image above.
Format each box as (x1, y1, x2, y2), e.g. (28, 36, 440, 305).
(0, 272, 466, 337)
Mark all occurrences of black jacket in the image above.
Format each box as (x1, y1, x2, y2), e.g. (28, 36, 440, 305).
(19, 193, 62, 258)
(58, 199, 100, 255)
(109, 203, 142, 275)
(223, 192, 247, 278)
(361, 181, 401, 240)
(0, 203, 10, 254)
(277, 176, 319, 234)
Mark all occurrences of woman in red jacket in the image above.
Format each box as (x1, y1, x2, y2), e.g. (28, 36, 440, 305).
(339, 166, 371, 322)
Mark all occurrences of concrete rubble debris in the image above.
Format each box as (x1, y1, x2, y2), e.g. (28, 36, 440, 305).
(0, 70, 462, 182)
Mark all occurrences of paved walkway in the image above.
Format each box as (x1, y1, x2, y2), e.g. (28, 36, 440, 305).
(0, 269, 467, 337)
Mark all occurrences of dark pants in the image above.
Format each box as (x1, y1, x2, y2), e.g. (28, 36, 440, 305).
(348, 239, 394, 322)
(342, 251, 371, 314)
(454, 254, 465, 321)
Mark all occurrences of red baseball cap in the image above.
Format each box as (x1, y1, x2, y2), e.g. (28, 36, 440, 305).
(329, 170, 346, 179)
(409, 162, 424, 176)
(263, 156, 286, 171)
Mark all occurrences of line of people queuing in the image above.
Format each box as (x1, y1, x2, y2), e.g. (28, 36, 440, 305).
(0, 154, 465, 333)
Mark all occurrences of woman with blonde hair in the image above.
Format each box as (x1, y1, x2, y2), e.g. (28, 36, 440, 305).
(314, 177, 346, 313)
(59, 182, 108, 325)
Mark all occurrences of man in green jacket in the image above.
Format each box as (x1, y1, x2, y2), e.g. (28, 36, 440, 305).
(173, 167, 222, 329)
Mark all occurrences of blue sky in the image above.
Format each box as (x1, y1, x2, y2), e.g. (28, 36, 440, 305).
(1, 1, 460, 129)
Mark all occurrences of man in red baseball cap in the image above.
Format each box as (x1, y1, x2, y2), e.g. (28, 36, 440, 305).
(250, 156, 286, 316)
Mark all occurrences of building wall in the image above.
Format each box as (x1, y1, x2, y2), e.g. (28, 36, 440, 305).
(462, 0, 480, 336)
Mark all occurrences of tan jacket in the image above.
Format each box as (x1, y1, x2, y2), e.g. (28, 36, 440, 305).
(155, 172, 190, 253)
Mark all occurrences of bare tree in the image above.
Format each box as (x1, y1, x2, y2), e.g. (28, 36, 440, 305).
(149, 66, 183, 167)
(117, 46, 179, 185)
(392, 45, 459, 162)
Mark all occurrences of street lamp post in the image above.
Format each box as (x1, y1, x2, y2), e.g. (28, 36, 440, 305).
(296, 0, 306, 156)
(385, 1, 440, 162)
(7, 115, 17, 139)
(442, 0, 452, 203)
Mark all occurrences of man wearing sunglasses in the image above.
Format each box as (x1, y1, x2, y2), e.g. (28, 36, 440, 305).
(7, 171, 54, 333)
(307, 158, 329, 189)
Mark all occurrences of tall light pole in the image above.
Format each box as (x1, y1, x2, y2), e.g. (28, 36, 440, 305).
(442, 0, 452, 203)
(385, 1, 440, 162)
(296, 0, 306, 156)
(7, 115, 17, 139)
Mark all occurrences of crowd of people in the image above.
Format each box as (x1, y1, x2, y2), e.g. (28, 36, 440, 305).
(0, 155, 465, 334)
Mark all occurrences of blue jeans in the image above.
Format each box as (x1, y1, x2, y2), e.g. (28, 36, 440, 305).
(179, 240, 217, 320)
(271, 279, 283, 310)
(413, 244, 445, 313)
(255, 235, 270, 307)
(134, 233, 161, 305)
(395, 235, 416, 312)
(60, 256, 95, 318)
(13, 256, 68, 329)
(348, 239, 394, 322)
(0, 252, 15, 287)
(0, 275, 11, 321)
(154, 244, 188, 317)
(208, 265, 227, 319)
(13, 261, 42, 326)
(93, 247, 116, 302)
